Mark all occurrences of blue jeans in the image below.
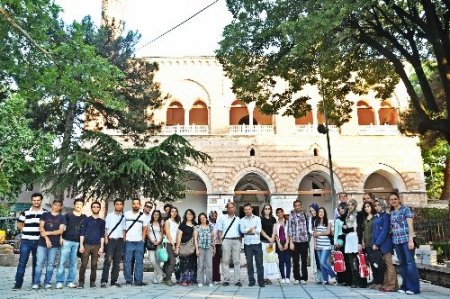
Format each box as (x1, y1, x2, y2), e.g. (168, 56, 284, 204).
(124, 241, 144, 284)
(14, 239, 38, 287)
(317, 249, 336, 282)
(56, 240, 79, 284)
(394, 242, 420, 294)
(34, 245, 59, 285)
(276, 248, 291, 279)
(243, 243, 264, 284)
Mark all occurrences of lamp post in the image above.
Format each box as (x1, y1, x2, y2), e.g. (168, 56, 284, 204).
(317, 89, 336, 217)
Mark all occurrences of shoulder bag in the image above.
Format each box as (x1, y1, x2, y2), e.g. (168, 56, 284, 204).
(146, 224, 158, 251)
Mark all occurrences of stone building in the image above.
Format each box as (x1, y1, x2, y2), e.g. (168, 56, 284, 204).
(143, 56, 426, 218)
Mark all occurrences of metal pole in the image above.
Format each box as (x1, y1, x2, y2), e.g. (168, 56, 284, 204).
(321, 88, 337, 217)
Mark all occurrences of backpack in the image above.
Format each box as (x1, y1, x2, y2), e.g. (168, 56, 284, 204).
(357, 251, 369, 278)
(332, 251, 346, 273)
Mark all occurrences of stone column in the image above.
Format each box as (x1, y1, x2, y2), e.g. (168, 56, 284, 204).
(184, 109, 190, 126)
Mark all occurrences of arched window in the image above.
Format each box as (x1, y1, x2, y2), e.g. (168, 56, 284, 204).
(189, 100, 208, 125)
(295, 111, 313, 125)
(378, 101, 398, 125)
(357, 100, 375, 125)
(229, 100, 248, 125)
(166, 101, 184, 125)
(253, 107, 273, 125)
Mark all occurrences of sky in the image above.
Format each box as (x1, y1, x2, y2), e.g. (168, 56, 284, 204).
(55, 0, 233, 57)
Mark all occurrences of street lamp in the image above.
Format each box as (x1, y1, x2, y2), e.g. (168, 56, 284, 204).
(317, 98, 336, 217)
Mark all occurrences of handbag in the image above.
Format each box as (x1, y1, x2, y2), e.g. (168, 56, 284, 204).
(146, 224, 157, 251)
(332, 251, 346, 273)
(156, 243, 169, 262)
(179, 237, 195, 257)
(357, 251, 369, 278)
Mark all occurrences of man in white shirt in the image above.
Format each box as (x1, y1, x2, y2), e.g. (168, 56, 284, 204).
(123, 198, 148, 286)
(101, 198, 126, 288)
(240, 202, 265, 287)
(218, 202, 242, 286)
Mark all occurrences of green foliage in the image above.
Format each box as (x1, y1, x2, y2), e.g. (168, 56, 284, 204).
(217, 0, 450, 141)
(0, 94, 54, 199)
(45, 133, 211, 202)
(421, 139, 450, 199)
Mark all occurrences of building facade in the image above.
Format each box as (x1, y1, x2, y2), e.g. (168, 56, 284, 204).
(143, 56, 426, 218)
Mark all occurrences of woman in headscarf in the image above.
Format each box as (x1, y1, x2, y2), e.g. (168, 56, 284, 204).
(334, 202, 352, 285)
(308, 203, 322, 283)
(372, 198, 398, 292)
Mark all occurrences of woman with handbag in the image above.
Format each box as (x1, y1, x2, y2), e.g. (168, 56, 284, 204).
(362, 201, 382, 289)
(334, 202, 352, 286)
(196, 212, 214, 287)
(162, 207, 180, 286)
(148, 210, 164, 284)
(342, 199, 365, 288)
(372, 198, 398, 292)
(175, 209, 198, 286)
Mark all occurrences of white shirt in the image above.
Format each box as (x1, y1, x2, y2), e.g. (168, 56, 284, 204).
(218, 214, 240, 239)
(105, 211, 125, 239)
(124, 210, 148, 242)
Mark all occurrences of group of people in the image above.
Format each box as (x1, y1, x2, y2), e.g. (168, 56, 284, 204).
(12, 191, 420, 295)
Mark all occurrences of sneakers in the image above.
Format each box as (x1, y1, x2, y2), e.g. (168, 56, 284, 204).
(111, 283, 121, 287)
(300, 280, 307, 285)
(398, 289, 406, 294)
(285, 278, 291, 284)
(101, 282, 107, 288)
(198, 283, 203, 287)
(235, 281, 243, 287)
(329, 278, 337, 285)
(77, 283, 84, 289)
(293, 280, 300, 285)
(67, 282, 77, 288)
(12, 285, 20, 291)
(222, 281, 230, 286)
(153, 278, 159, 284)
(90, 282, 96, 288)
(31, 284, 40, 290)
(163, 280, 173, 286)
(208, 283, 214, 287)
(406, 291, 416, 295)
(56, 283, 63, 289)
(45, 284, 52, 289)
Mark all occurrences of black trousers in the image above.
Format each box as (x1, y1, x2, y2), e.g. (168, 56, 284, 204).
(292, 241, 309, 282)
(101, 238, 124, 284)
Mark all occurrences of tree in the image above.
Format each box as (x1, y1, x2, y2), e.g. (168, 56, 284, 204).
(0, 94, 53, 199)
(1, 1, 211, 205)
(217, 0, 450, 198)
(421, 138, 450, 200)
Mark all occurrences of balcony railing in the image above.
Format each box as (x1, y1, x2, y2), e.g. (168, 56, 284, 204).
(357, 124, 400, 135)
(161, 125, 209, 135)
(229, 124, 274, 135)
(296, 124, 339, 134)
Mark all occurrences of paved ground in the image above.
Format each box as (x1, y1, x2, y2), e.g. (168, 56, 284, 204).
(2, 266, 450, 299)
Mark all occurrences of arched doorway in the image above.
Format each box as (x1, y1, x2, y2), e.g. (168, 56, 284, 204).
(364, 171, 395, 199)
(357, 100, 375, 125)
(174, 172, 207, 216)
(166, 101, 185, 125)
(234, 172, 270, 218)
(189, 100, 208, 125)
(229, 100, 249, 125)
(298, 171, 333, 217)
(253, 107, 273, 125)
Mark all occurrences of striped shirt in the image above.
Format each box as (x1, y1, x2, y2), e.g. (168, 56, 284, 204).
(315, 224, 331, 250)
(18, 207, 47, 241)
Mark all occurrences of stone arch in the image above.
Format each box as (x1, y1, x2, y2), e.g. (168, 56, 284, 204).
(185, 165, 214, 194)
(359, 163, 408, 193)
(224, 161, 281, 194)
(286, 157, 344, 193)
(165, 79, 211, 110)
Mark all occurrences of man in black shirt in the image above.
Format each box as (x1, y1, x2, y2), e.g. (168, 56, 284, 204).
(78, 202, 105, 288)
(56, 198, 87, 289)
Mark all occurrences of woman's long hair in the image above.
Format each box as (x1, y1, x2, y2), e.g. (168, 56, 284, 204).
(150, 209, 162, 225)
(170, 206, 181, 224)
(315, 207, 329, 227)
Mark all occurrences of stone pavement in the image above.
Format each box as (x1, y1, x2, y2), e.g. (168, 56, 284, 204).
(1, 266, 450, 299)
